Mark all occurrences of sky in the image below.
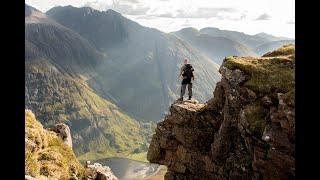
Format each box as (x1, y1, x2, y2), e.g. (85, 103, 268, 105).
(25, 0, 295, 38)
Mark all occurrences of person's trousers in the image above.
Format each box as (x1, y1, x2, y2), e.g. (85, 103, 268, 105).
(180, 78, 192, 97)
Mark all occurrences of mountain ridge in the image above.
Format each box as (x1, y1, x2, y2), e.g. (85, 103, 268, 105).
(172, 27, 258, 64)
(254, 40, 295, 56)
(200, 27, 276, 49)
(46, 5, 221, 121)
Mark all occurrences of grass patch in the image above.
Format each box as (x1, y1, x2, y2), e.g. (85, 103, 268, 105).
(126, 152, 148, 162)
(223, 45, 294, 94)
(25, 150, 39, 177)
(38, 152, 56, 161)
(47, 137, 85, 173)
(282, 89, 295, 107)
(262, 44, 295, 57)
(244, 101, 269, 137)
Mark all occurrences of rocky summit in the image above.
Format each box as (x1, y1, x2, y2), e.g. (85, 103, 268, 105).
(147, 44, 295, 179)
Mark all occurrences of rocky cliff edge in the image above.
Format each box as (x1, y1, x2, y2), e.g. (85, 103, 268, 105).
(147, 44, 295, 179)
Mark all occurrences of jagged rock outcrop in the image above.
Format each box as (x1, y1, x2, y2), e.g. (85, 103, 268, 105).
(25, 109, 118, 180)
(147, 44, 295, 179)
(85, 161, 118, 180)
(52, 123, 73, 149)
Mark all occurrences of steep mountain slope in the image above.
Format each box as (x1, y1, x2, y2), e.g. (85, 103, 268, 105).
(25, 4, 151, 161)
(47, 6, 131, 50)
(200, 27, 273, 49)
(172, 28, 257, 64)
(254, 32, 293, 42)
(148, 45, 295, 179)
(253, 40, 295, 56)
(46, 6, 221, 121)
(25, 4, 102, 72)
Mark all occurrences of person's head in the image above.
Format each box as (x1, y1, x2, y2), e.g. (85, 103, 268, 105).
(184, 58, 189, 64)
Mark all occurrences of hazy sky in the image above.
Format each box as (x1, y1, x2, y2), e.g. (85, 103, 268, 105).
(26, 0, 295, 38)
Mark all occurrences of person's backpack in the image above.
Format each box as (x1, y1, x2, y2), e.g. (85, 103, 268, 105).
(183, 64, 194, 78)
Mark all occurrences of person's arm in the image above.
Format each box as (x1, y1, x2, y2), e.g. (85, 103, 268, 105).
(192, 70, 195, 80)
(178, 68, 183, 80)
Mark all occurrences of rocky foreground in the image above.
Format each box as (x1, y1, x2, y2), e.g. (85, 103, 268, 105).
(147, 44, 295, 179)
(25, 109, 118, 180)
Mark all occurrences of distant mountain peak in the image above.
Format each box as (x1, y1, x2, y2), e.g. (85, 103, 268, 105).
(25, 3, 41, 17)
(200, 27, 220, 31)
(48, 5, 123, 18)
(106, 8, 122, 15)
(255, 32, 269, 36)
(175, 27, 200, 36)
(25, 4, 55, 24)
(254, 32, 277, 38)
(181, 27, 198, 31)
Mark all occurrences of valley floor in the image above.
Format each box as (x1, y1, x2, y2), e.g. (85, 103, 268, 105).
(143, 165, 167, 180)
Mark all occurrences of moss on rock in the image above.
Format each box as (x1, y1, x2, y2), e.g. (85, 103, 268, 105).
(244, 101, 269, 137)
(262, 44, 295, 57)
(282, 89, 295, 107)
(223, 45, 295, 94)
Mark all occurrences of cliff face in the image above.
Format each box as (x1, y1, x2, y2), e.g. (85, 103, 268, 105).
(147, 44, 295, 179)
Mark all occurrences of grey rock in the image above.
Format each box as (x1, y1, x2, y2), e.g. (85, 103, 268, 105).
(25, 175, 36, 180)
(25, 138, 37, 152)
(52, 123, 72, 149)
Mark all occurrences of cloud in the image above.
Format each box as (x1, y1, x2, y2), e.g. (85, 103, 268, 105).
(84, 0, 150, 15)
(135, 15, 157, 20)
(148, 7, 246, 20)
(180, 19, 192, 27)
(112, 2, 150, 15)
(255, 13, 271, 20)
(181, 22, 193, 27)
(287, 21, 294, 24)
(123, 0, 141, 3)
(176, 7, 237, 18)
(158, 12, 174, 18)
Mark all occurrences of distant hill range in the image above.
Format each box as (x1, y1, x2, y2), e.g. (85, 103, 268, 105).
(253, 40, 295, 56)
(172, 28, 257, 64)
(172, 27, 294, 64)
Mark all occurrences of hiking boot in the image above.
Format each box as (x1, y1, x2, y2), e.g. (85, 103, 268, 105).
(188, 96, 192, 100)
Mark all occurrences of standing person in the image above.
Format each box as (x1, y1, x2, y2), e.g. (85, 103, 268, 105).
(177, 58, 195, 101)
